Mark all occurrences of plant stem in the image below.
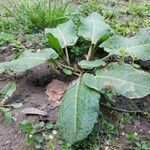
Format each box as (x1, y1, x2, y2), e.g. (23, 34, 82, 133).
(100, 102, 144, 113)
(86, 44, 93, 60)
(55, 62, 81, 76)
(101, 55, 111, 61)
(56, 62, 80, 73)
(64, 46, 70, 66)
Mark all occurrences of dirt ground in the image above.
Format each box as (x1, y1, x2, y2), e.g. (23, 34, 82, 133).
(0, 46, 73, 150)
(0, 64, 58, 150)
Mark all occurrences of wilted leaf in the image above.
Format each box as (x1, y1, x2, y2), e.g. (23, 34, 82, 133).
(0, 48, 58, 73)
(83, 63, 150, 99)
(22, 108, 47, 116)
(57, 77, 100, 144)
(78, 12, 112, 44)
(45, 79, 68, 101)
(100, 28, 150, 60)
(45, 20, 78, 49)
(78, 59, 106, 69)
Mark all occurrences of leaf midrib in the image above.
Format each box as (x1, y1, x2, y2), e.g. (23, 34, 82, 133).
(57, 27, 66, 47)
(91, 13, 96, 44)
(96, 76, 149, 88)
(106, 42, 150, 50)
(74, 77, 82, 134)
(125, 43, 150, 50)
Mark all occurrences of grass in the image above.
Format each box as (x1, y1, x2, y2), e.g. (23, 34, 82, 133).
(0, 0, 71, 51)
(79, 0, 150, 35)
(1, 0, 71, 32)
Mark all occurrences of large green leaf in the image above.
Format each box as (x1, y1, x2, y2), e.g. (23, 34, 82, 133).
(83, 63, 150, 99)
(78, 59, 106, 70)
(100, 28, 150, 60)
(0, 48, 58, 73)
(57, 77, 100, 144)
(78, 12, 112, 44)
(45, 20, 78, 49)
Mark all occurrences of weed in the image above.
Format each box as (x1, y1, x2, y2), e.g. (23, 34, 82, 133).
(0, 82, 22, 124)
(78, 0, 150, 35)
(19, 120, 58, 149)
(125, 132, 150, 150)
(2, 0, 71, 32)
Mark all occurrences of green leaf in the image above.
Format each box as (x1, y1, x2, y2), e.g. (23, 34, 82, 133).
(35, 144, 41, 149)
(45, 20, 78, 48)
(0, 48, 58, 73)
(57, 77, 100, 144)
(62, 68, 72, 75)
(26, 134, 34, 144)
(78, 59, 106, 69)
(4, 111, 12, 125)
(100, 28, 150, 60)
(47, 33, 64, 57)
(83, 63, 150, 99)
(1, 82, 16, 102)
(45, 123, 53, 129)
(9, 103, 22, 109)
(35, 121, 45, 129)
(19, 120, 34, 133)
(78, 12, 112, 44)
(34, 135, 44, 144)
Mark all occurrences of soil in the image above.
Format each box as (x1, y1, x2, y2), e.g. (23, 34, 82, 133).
(0, 42, 77, 150)
(0, 65, 56, 150)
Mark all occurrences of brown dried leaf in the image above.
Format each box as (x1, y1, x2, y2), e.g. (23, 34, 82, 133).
(46, 79, 68, 101)
(21, 107, 47, 116)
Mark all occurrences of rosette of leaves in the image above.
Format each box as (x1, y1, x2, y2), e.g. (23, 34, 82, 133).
(19, 120, 54, 149)
(0, 12, 149, 144)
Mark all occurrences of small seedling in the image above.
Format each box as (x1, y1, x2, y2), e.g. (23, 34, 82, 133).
(0, 82, 22, 124)
(19, 120, 57, 149)
(125, 132, 150, 150)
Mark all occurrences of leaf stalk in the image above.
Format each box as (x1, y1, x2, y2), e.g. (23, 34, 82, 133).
(64, 46, 70, 66)
(86, 44, 93, 60)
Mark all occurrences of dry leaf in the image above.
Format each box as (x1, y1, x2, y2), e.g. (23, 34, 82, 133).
(46, 79, 68, 101)
(21, 107, 47, 116)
